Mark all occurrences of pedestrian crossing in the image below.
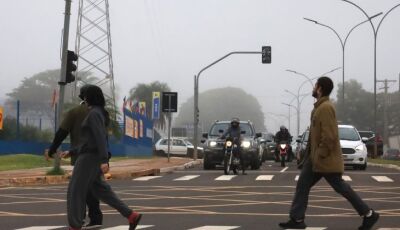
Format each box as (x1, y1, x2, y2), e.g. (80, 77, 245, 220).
(14, 225, 400, 230)
(131, 174, 396, 183)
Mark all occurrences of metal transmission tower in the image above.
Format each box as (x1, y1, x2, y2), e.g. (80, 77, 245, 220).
(74, 0, 116, 111)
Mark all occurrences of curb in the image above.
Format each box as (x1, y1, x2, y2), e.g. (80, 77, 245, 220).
(0, 160, 202, 187)
(369, 162, 400, 171)
(160, 159, 203, 173)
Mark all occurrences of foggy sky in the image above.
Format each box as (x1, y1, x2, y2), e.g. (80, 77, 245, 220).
(1, 0, 400, 134)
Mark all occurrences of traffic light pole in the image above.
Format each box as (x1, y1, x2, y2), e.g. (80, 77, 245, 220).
(193, 51, 262, 160)
(52, 0, 72, 172)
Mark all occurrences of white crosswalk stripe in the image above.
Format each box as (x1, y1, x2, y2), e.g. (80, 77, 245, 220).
(342, 175, 352, 181)
(256, 175, 274, 181)
(372, 176, 394, 182)
(215, 175, 237, 181)
(188, 226, 240, 230)
(103, 225, 154, 230)
(15, 227, 64, 230)
(129, 174, 396, 183)
(133, 176, 162, 181)
(377, 228, 400, 230)
(174, 175, 200, 181)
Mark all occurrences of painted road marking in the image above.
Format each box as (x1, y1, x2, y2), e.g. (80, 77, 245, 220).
(256, 175, 274, 181)
(377, 228, 400, 230)
(215, 175, 237, 181)
(295, 175, 299, 181)
(188, 226, 240, 230)
(133, 176, 162, 181)
(372, 176, 394, 182)
(280, 167, 289, 172)
(103, 225, 154, 230)
(342, 175, 352, 181)
(174, 175, 200, 181)
(15, 227, 64, 230)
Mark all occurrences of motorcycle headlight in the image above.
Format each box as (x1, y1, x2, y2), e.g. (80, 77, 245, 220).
(209, 141, 217, 147)
(355, 144, 364, 152)
(241, 141, 251, 148)
(226, 141, 232, 147)
(280, 144, 287, 149)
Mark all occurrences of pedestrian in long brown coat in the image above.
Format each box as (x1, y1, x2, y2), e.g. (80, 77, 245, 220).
(279, 76, 379, 230)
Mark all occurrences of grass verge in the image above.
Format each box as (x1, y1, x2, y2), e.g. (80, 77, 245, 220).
(0, 154, 67, 171)
(368, 157, 400, 167)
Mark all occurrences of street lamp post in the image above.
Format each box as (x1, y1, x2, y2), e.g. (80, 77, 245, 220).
(286, 67, 341, 89)
(193, 51, 262, 160)
(304, 13, 382, 108)
(282, 102, 297, 134)
(341, 0, 400, 158)
(284, 90, 308, 137)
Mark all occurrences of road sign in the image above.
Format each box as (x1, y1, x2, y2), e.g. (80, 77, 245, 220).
(262, 46, 271, 64)
(0, 106, 3, 130)
(162, 92, 178, 113)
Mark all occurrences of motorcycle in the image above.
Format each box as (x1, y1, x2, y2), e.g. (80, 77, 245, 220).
(278, 141, 290, 167)
(223, 137, 241, 175)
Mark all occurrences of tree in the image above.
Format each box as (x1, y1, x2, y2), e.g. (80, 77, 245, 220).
(174, 87, 266, 133)
(128, 81, 171, 129)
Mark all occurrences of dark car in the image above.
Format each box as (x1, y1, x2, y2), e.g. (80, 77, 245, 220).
(258, 132, 276, 161)
(358, 131, 383, 156)
(382, 148, 400, 160)
(202, 120, 262, 170)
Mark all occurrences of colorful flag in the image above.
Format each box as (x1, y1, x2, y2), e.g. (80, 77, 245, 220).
(139, 101, 146, 116)
(152, 92, 160, 120)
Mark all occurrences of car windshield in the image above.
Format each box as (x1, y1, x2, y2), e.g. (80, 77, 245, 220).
(359, 131, 373, 139)
(339, 127, 360, 141)
(184, 140, 193, 146)
(209, 122, 254, 137)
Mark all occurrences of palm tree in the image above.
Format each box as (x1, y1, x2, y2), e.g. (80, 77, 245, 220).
(128, 81, 171, 130)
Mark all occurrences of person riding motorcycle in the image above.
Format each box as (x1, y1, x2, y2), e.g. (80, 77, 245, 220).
(220, 118, 246, 175)
(274, 125, 293, 162)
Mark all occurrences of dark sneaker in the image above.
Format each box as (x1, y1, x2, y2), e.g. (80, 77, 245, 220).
(279, 219, 307, 229)
(359, 210, 379, 230)
(129, 212, 142, 230)
(82, 222, 102, 229)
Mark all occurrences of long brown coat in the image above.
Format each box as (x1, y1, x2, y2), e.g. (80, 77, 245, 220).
(308, 96, 344, 173)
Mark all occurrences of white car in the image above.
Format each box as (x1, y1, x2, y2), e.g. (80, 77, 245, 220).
(155, 138, 204, 157)
(339, 125, 368, 170)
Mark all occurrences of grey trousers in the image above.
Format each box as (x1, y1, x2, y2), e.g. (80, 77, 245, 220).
(67, 154, 132, 228)
(289, 160, 370, 221)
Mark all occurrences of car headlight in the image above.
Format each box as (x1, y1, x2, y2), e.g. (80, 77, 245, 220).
(241, 141, 251, 148)
(226, 141, 232, 147)
(209, 141, 217, 147)
(355, 144, 364, 152)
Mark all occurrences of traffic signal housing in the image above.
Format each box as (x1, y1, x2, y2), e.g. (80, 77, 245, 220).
(66, 50, 78, 83)
(262, 46, 271, 64)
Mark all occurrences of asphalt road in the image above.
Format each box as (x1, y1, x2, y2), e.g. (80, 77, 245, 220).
(0, 161, 399, 230)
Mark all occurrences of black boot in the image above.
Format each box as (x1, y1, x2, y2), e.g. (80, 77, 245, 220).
(359, 210, 379, 230)
(279, 219, 307, 229)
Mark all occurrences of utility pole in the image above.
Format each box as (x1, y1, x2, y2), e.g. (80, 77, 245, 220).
(52, 0, 72, 172)
(377, 78, 397, 150)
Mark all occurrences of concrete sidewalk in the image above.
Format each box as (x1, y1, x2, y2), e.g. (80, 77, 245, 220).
(0, 157, 202, 187)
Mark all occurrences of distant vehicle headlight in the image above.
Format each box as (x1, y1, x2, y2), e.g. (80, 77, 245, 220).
(241, 141, 251, 148)
(355, 144, 365, 152)
(280, 144, 287, 149)
(226, 141, 232, 147)
(209, 141, 217, 147)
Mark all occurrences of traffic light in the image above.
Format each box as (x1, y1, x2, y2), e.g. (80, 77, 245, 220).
(262, 46, 271, 64)
(66, 50, 78, 83)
